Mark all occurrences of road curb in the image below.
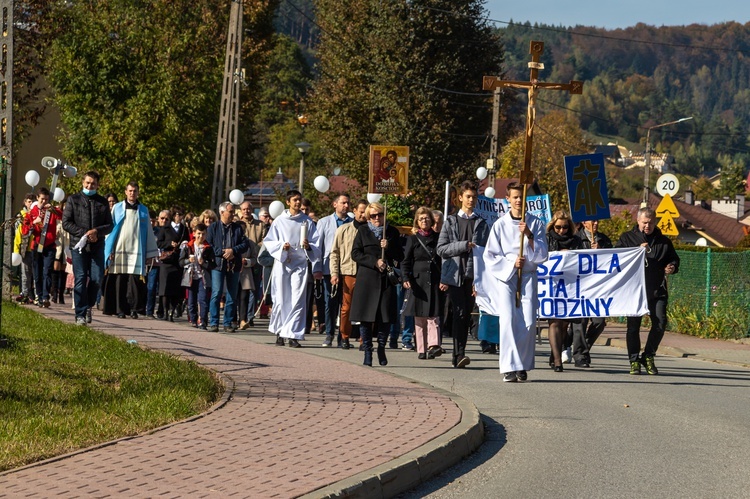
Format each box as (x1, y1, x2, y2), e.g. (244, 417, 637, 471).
(598, 337, 750, 369)
(299, 384, 484, 499)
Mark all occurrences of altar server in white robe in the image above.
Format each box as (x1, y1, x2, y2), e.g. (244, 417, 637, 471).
(483, 182, 548, 383)
(264, 190, 322, 347)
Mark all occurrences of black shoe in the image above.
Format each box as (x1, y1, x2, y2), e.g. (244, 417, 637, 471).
(86, 308, 92, 323)
(427, 345, 442, 358)
(130, 312, 139, 319)
(455, 356, 471, 368)
(223, 325, 237, 333)
(377, 346, 387, 366)
(640, 355, 659, 375)
(342, 340, 351, 350)
(147, 314, 156, 319)
(364, 350, 373, 366)
(418, 353, 427, 360)
(389, 339, 399, 349)
(117, 313, 126, 319)
(553, 365, 564, 372)
(288, 339, 301, 348)
(574, 360, 590, 368)
(208, 325, 219, 332)
(275, 336, 285, 346)
(503, 372, 517, 382)
(516, 370, 528, 381)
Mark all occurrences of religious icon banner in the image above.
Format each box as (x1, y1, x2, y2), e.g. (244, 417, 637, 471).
(369, 145, 409, 195)
(564, 153, 610, 223)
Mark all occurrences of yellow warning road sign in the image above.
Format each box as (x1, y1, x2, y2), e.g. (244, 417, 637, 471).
(655, 194, 680, 219)
(655, 194, 679, 236)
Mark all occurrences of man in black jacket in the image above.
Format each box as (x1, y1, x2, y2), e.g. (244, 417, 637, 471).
(616, 207, 680, 375)
(62, 171, 114, 326)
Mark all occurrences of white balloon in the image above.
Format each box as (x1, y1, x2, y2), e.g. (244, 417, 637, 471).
(476, 167, 488, 180)
(367, 193, 382, 203)
(268, 200, 285, 219)
(313, 175, 330, 193)
(25, 170, 40, 188)
(229, 189, 245, 205)
(11, 252, 22, 266)
(53, 187, 65, 203)
(484, 187, 496, 198)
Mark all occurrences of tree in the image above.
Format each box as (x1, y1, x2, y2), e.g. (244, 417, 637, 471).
(45, 0, 278, 212)
(310, 0, 517, 205)
(691, 176, 717, 201)
(498, 111, 589, 212)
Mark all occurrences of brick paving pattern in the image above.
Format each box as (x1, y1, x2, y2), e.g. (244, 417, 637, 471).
(0, 305, 462, 497)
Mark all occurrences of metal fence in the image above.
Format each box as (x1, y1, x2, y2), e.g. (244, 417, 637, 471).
(667, 249, 750, 339)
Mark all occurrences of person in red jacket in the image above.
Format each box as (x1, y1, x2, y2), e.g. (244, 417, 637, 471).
(27, 187, 62, 308)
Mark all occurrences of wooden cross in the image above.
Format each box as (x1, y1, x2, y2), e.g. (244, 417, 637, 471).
(483, 40, 583, 306)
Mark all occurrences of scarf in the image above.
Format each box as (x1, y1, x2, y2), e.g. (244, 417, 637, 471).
(417, 228, 433, 237)
(549, 228, 578, 250)
(368, 221, 384, 239)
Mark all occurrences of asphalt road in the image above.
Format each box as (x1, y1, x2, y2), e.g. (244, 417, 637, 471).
(236, 328, 750, 498)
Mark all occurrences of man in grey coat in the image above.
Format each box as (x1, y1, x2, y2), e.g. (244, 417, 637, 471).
(437, 181, 490, 368)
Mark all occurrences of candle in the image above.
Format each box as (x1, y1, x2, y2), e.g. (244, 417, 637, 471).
(300, 223, 308, 249)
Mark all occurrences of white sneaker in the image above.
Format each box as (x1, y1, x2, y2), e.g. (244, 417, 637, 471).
(561, 347, 572, 364)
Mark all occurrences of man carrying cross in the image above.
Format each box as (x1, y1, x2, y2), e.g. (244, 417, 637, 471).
(481, 40, 582, 382)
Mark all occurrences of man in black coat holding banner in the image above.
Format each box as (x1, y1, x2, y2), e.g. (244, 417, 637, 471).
(616, 207, 680, 375)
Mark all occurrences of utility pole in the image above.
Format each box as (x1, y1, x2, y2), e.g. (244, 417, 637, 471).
(487, 87, 501, 189)
(211, 0, 243, 209)
(0, 0, 13, 340)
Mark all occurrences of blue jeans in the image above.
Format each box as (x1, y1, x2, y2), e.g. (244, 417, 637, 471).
(209, 270, 240, 327)
(71, 243, 105, 319)
(33, 245, 56, 301)
(323, 275, 342, 337)
(391, 283, 414, 345)
(187, 278, 210, 327)
(146, 267, 159, 316)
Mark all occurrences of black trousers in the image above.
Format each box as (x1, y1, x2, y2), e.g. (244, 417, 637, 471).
(626, 295, 668, 361)
(448, 280, 475, 363)
(572, 317, 606, 363)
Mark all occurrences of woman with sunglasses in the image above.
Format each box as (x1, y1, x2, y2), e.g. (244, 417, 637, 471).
(349, 202, 404, 366)
(546, 210, 583, 372)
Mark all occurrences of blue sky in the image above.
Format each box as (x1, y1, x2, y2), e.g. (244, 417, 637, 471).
(484, 0, 750, 29)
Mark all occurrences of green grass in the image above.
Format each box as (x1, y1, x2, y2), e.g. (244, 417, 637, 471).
(0, 301, 222, 472)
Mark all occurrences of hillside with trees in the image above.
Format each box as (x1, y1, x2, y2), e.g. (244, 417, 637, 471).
(499, 21, 750, 188)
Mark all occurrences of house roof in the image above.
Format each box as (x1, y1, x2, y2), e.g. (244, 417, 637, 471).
(611, 194, 748, 247)
(594, 145, 621, 158)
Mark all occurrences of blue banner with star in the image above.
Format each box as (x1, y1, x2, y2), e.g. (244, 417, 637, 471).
(564, 153, 610, 223)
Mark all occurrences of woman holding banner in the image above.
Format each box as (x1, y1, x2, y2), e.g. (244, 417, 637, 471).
(545, 211, 583, 372)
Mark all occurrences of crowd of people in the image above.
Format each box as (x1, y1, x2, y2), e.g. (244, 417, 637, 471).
(13, 172, 680, 381)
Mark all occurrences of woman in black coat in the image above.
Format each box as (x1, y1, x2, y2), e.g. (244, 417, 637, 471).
(157, 208, 189, 321)
(545, 210, 583, 372)
(402, 207, 443, 360)
(349, 202, 404, 367)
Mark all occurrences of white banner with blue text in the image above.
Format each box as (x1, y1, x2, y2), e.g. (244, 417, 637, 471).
(474, 247, 648, 319)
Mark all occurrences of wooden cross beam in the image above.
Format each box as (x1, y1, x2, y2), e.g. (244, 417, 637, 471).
(483, 40, 583, 306)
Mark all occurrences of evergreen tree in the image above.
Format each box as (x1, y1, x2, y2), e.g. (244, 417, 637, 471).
(310, 0, 516, 204)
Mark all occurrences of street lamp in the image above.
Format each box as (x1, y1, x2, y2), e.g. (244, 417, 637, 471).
(296, 141, 311, 196)
(642, 116, 693, 206)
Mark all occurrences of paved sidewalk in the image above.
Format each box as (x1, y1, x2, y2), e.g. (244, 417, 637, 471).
(0, 304, 482, 498)
(596, 322, 750, 368)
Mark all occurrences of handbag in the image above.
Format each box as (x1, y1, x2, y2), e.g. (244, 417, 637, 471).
(180, 265, 193, 287)
(386, 264, 401, 286)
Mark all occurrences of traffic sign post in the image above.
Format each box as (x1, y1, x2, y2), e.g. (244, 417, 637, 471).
(655, 193, 680, 236)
